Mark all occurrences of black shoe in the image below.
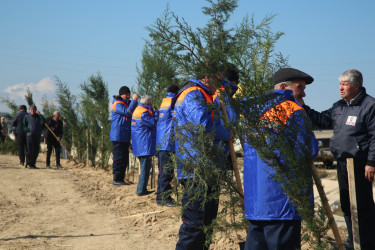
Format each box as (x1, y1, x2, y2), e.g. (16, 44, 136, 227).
(158, 199, 177, 207)
(56, 165, 63, 169)
(113, 181, 129, 187)
(137, 190, 154, 196)
(27, 165, 38, 169)
(46, 165, 52, 169)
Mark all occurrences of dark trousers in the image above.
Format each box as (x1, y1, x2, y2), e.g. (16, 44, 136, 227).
(337, 159, 375, 250)
(16, 133, 27, 164)
(112, 141, 129, 182)
(157, 151, 174, 204)
(176, 181, 219, 250)
(244, 220, 301, 250)
(46, 139, 61, 166)
(137, 156, 152, 195)
(26, 135, 40, 166)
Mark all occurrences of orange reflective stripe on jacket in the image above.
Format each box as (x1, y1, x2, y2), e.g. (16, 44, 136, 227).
(176, 86, 214, 121)
(260, 100, 303, 125)
(112, 100, 129, 111)
(112, 100, 129, 120)
(132, 106, 153, 120)
(159, 97, 172, 111)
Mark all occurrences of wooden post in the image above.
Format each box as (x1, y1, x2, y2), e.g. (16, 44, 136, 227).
(312, 166, 345, 250)
(346, 158, 360, 250)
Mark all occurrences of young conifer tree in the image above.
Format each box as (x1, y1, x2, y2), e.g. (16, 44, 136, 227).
(55, 77, 83, 161)
(80, 73, 111, 169)
(144, 0, 332, 248)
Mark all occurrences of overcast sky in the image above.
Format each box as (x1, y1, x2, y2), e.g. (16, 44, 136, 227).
(1, 0, 375, 114)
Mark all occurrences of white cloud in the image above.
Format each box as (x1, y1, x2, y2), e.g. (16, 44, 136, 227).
(3, 77, 55, 98)
(1, 77, 56, 112)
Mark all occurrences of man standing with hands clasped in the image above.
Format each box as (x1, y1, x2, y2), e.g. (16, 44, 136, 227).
(303, 69, 375, 250)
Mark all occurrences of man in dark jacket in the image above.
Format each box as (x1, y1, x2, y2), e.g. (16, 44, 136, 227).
(45, 111, 63, 169)
(11, 105, 28, 166)
(110, 86, 139, 186)
(23, 105, 45, 169)
(303, 69, 375, 249)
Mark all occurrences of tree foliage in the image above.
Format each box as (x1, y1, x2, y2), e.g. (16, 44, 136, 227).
(141, 0, 332, 248)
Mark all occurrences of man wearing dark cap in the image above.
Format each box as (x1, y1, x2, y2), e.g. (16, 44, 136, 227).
(243, 68, 319, 250)
(303, 69, 375, 249)
(11, 105, 28, 166)
(110, 86, 139, 186)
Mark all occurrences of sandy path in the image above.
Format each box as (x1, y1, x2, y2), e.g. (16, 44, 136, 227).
(1, 152, 365, 249)
(0, 154, 180, 250)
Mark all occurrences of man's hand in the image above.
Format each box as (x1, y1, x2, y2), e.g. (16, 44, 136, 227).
(365, 165, 375, 182)
(57, 137, 61, 142)
(132, 93, 140, 101)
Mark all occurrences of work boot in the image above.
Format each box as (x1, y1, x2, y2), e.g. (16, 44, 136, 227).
(113, 181, 129, 187)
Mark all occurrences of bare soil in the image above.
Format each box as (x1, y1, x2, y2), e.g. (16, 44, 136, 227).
(0, 153, 351, 250)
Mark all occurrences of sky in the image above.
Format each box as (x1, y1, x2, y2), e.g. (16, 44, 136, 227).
(1, 0, 375, 114)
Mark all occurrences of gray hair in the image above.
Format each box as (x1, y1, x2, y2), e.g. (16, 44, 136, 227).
(140, 95, 152, 105)
(274, 81, 293, 90)
(53, 111, 60, 116)
(338, 69, 363, 86)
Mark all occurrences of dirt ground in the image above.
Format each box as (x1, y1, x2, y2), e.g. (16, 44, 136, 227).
(0, 152, 353, 250)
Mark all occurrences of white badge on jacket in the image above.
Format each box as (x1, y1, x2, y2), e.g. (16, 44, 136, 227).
(346, 116, 357, 126)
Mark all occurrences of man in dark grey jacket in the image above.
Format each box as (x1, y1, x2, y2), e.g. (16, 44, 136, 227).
(23, 105, 45, 169)
(303, 69, 375, 250)
(11, 105, 28, 166)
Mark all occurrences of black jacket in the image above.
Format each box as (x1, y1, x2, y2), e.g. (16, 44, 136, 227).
(44, 117, 63, 142)
(11, 111, 27, 134)
(304, 87, 375, 166)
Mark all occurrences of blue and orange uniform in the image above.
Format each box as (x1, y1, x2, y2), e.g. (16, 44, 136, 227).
(174, 78, 230, 250)
(131, 103, 158, 195)
(110, 95, 138, 184)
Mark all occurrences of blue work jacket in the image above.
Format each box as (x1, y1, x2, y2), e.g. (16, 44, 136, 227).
(156, 92, 176, 152)
(243, 89, 319, 221)
(174, 78, 231, 179)
(110, 96, 138, 142)
(131, 103, 158, 157)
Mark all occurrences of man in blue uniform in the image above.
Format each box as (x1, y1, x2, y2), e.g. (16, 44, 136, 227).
(303, 69, 375, 249)
(131, 95, 159, 196)
(156, 84, 179, 207)
(243, 68, 319, 250)
(110, 86, 139, 187)
(174, 64, 231, 250)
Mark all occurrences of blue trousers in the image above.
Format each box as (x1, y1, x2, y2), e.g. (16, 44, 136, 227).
(137, 156, 152, 195)
(244, 220, 301, 250)
(157, 151, 174, 204)
(176, 181, 219, 250)
(26, 135, 40, 166)
(337, 159, 375, 249)
(112, 141, 129, 182)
